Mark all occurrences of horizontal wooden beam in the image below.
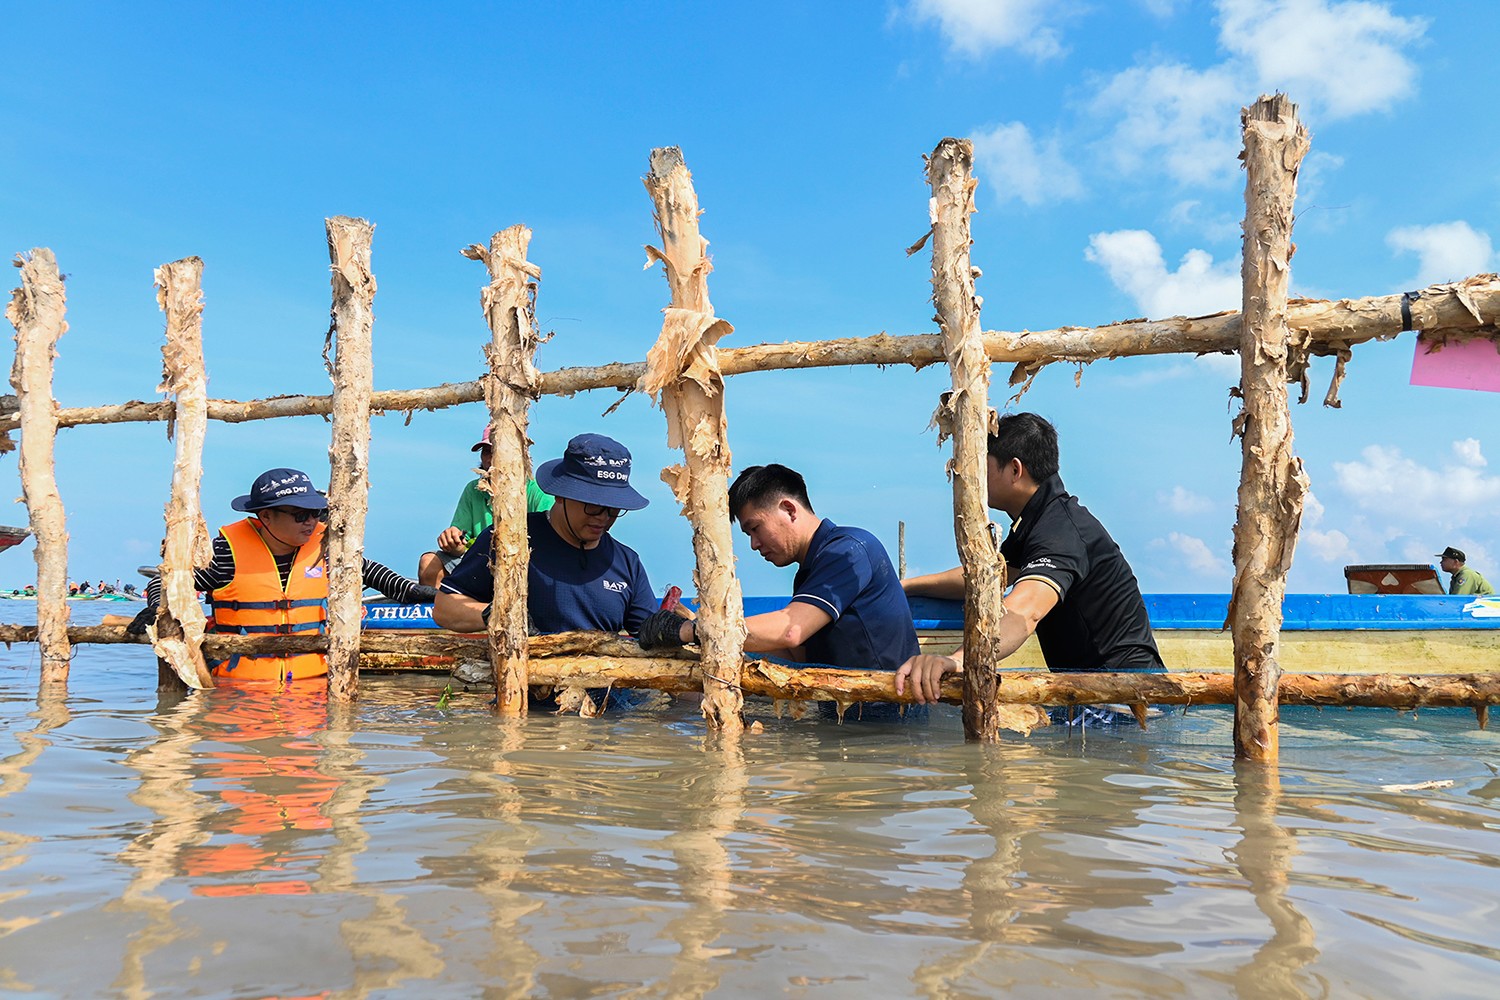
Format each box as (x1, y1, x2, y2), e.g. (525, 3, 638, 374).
(6, 274, 1495, 435)
(7, 624, 1497, 710)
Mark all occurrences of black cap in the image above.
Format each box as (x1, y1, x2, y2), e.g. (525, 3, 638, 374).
(1437, 546, 1466, 562)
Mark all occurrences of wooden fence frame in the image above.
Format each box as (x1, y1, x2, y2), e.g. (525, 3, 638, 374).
(5, 95, 1500, 757)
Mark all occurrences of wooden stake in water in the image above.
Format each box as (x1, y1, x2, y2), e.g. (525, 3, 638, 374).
(462, 225, 543, 715)
(325, 216, 377, 702)
(7, 249, 71, 685)
(1230, 95, 1310, 764)
(925, 138, 1006, 743)
(152, 257, 214, 690)
(640, 146, 748, 735)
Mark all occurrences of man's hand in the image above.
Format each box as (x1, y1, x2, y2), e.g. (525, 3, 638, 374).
(894, 653, 960, 704)
(436, 527, 468, 555)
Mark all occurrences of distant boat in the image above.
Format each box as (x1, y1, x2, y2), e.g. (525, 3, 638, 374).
(0, 525, 30, 554)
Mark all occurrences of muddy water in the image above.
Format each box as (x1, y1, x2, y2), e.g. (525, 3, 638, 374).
(2, 603, 1499, 998)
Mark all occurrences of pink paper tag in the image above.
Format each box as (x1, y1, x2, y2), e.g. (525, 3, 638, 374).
(1410, 334, 1500, 393)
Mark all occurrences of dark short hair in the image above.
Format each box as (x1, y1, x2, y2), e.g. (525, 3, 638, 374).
(988, 412, 1060, 482)
(727, 464, 814, 523)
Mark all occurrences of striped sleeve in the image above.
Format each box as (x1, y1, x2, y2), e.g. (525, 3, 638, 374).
(145, 534, 236, 609)
(361, 558, 424, 603)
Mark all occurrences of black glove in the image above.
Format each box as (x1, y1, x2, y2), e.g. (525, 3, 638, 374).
(126, 606, 156, 636)
(406, 584, 438, 604)
(637, 608, 691, 650)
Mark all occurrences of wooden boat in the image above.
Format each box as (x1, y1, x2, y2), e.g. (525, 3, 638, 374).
(356, 593, 1500, 677)
(0, 525, 30, 554)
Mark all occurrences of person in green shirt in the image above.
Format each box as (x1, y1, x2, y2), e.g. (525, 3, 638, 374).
(1437, 545, 1494, 596)
(418, 426, 554, 586)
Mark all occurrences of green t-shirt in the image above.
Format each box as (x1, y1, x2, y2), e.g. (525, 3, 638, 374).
(451, 478, 553, 543)
(1450, 567, 1495, 596)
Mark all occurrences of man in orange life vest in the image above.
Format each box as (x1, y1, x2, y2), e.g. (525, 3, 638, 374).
(136, 468, 432, 682)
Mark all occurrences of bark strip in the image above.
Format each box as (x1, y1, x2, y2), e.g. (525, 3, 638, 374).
(7, 249, 71, 683)
(5, 274, 1498, 436)
(461, 226, 543, 714)
(151, 258, 214, 689)
(641, 146, 747, 733)
(324, 217, 377, 701)
(1230, 95, 1311, 763)
(927, 138, 1006, 742)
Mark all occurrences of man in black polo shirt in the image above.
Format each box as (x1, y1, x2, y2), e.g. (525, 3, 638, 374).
(896, 412, 1162, 703)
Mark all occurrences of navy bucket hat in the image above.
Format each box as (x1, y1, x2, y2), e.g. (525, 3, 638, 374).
(231, 468, 327, 512)
(535, 434, 650, 511)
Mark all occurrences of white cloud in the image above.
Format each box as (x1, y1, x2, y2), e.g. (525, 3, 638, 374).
(907, 0, 1067, 59)
(1454, 438, 1486, 469)
(1296, 150, 1345, 208)
(1085, 229, 1241, 318)
(1386, 221, 1495, 287)
(1152, 531, 1231, 578)
(1333, 442, 1500, 530)
(1299, 490, 1355, 562)
(971, 121, 1084, 206)
(1091, 61, 1243, 187)
(1167, 199, 1242, 243)
(1217, 0, 1427, 120)
(1159, 485, 1214, 515)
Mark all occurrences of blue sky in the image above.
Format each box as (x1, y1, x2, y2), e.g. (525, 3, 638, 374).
(3, 0, 1498, 597)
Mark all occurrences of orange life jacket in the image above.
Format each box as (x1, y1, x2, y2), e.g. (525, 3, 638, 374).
(209, 518, 329, 682)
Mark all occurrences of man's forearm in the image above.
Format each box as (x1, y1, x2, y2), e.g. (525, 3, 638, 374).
(902, 566, 966, 599)
(433, 591, 487, 633)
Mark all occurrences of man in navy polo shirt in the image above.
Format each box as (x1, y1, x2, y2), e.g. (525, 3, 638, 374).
(677, 463, 918, 672)
(896, 412, 1162, 704)
(433, 433, 663, 644)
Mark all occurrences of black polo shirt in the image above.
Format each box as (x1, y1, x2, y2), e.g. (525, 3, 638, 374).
(999, 475, 1163, 672)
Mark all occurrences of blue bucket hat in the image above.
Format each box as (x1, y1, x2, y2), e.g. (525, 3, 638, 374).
(231, 468, 328, 512)
(535, 434, 650, 511)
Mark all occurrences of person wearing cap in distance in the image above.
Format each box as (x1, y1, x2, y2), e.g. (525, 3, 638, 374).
(417, 425, 554, 587)
(134, 468, 436, 682)
(1438, 546, 1494, 596)
(434, 434, 687, 709)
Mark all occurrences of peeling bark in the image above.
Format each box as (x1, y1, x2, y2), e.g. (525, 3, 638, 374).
(461, 225, 543, 715)
(928, 138, 1007, 742)
(1230, 95, 1311, 763)
(150, 257, 214, 690)
(7, 249, 71, 684)
(641, 146, 747, 734)
(325, 216, 377, 702)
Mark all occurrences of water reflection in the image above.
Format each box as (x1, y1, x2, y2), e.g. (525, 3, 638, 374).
(113, 691, 213, 998)
(1229, 764, 1321, 1000)
(645, 735, 748, 999)
(0, 694, 70, 940)
(3, 644, 1500, 997)
(317, 702, 445, 994)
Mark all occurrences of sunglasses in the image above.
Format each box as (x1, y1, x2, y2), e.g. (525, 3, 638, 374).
(266, 506, 328, 523)
(579, 502, 626, 519)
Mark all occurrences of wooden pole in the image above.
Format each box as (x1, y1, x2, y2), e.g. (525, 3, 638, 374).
(1230, 95, 1311, 763)
(151, 257, 214, 690)
(4, 273, 1498, 436)
(926, 138, 1007, 742)
(7, 249, 71, 684)
(461, 225, 543, 715)
(640, 146, 747, 734)
(325, 216, 377, 702)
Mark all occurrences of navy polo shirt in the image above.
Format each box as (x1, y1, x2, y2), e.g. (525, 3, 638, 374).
(791, 519, 920, 671)
(441, 512, 658, 636)
(1000, 475, 1163, 672)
